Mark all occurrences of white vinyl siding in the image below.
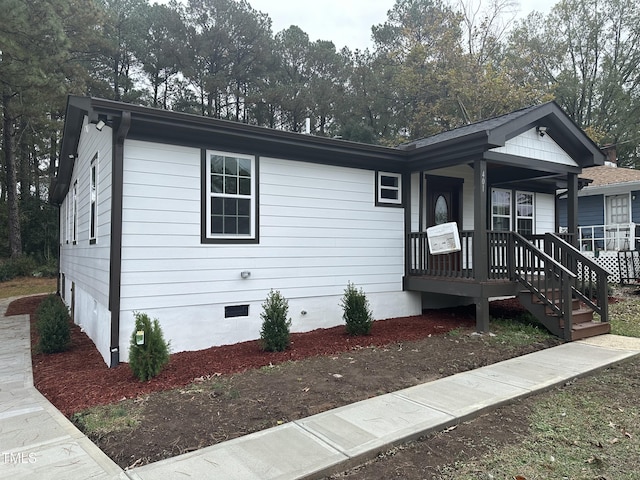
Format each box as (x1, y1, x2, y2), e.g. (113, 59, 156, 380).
(491, 128, 578, 167)
(118, 141, 419, 354)
(58, 117, 113, 364)
(535, 193, 555, 233)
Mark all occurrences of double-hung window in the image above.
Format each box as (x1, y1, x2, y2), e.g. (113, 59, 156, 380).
(491, 188, 511, 231)
(491, 188, 535, 234)
(515, 192, 534, 235)
(203, 150, 257, 243)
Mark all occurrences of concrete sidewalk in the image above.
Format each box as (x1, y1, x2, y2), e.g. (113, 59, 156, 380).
(0, 297, 127, 480)
(127, 335, 640, 480)
(2, 296, 640, 480)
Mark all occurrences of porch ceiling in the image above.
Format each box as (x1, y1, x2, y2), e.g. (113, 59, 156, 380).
(487, 163, 573, 191)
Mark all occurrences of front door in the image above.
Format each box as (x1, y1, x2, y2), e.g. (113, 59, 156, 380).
(425, 175, 462, 228)
(425, 175, 464, 272)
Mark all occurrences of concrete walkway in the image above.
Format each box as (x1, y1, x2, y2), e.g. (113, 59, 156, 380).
(2, 297, 640, 480)
(0, 297, 127, 480)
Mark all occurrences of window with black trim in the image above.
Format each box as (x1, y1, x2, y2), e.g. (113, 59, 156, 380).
(203, 150, 257, 242)
(376, 171, 402, 206)
(89, 153, 98, 243)
(72, 180, 78, 244)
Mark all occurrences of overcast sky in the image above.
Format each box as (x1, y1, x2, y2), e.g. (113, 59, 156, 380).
(245, 0, 557, 50)
(154, 0, 558, 51)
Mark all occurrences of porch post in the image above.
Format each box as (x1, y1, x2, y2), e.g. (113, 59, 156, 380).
(567, 172, 579, 248)
(474, 158, 490, 332)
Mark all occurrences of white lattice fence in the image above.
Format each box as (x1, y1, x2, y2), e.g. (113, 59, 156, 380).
(580, 251, 640, 284)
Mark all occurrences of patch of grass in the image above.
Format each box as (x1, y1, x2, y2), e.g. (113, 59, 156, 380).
(446, 328, 464, 337)
(488, 313, 553, 348)
(0, 276, 56, 299)
(72, 402, 142, 437)
(610, 296, 640, 338)
(436, 359, 640, 479)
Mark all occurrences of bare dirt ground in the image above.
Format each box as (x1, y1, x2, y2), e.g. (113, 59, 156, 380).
(9, 295, 562, 471)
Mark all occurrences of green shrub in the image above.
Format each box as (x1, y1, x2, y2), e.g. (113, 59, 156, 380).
(34, 257, 58, 278)
(341, 282, 373, 336)
(0, 256, 37, 282)
(128, 312, 170, 382)
(36, 294, 71, 353)
(260, 290, 292, 352)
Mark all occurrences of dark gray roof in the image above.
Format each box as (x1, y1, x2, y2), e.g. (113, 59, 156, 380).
(52, 97, 605, 204)
(403, 104, 542, 149)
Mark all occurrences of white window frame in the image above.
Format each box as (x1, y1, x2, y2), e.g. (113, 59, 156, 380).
(376, 171, 402, 206)
(491, 188, 511, 231)
(515, 191, 535, 235)
(89, 153, 98, 243)
(204, 150, 257, 242)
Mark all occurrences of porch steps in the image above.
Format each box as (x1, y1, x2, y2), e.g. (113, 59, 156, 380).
(518, 290, 611, 341)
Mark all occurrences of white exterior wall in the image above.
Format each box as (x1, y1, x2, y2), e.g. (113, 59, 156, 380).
(491, 128, 578, 167)
(118, 140, 421, 359)
(59, 118, 113, 364)
(534, 193, 555, 233)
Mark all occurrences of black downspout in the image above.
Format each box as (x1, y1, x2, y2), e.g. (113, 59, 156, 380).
(109, 111, 131, 367)
(56, 206, 61, 296)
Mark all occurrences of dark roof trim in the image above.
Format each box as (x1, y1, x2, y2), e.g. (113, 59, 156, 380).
(52, 96, 606, 205)
(404, 101, 604, 169)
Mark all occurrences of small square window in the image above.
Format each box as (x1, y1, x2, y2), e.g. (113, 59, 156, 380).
(376, 171, 402, 206)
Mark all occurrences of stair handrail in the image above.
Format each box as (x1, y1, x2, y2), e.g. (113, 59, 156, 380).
(544, 232, 609, 324)
(510, 232, 576, 339)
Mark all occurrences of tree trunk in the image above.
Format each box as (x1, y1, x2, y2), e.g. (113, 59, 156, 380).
(2, 94, 23, 258)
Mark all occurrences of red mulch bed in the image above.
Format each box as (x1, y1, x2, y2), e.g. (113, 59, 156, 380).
(8, 295, 514, 416)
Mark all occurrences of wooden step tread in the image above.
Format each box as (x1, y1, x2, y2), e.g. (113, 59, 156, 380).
(570, 321, 611, 340)
(572, 307, 594, 315)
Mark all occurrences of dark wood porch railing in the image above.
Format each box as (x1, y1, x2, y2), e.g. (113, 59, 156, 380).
(543, 232, 609, 323)
(407, 230, 609, 340)
(510, 232, 577, 340)
(408, 230, 474, 278)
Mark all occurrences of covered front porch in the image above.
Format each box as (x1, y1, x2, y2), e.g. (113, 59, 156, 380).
(398, 103, 609, 340)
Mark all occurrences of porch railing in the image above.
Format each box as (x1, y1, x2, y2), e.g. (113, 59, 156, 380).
(544, 232, 609, 322)
(408, 230, 577, 281)
(408, 230, 474, 278)
(510, 232, 577, 339)
(578, 223, 637, 252)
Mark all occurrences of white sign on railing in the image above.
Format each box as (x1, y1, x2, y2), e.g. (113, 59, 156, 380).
(427, 222, 461, 255)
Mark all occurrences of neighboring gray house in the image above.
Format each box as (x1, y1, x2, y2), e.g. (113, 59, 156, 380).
(52, 97, 608, 367)
(558, 150, 640, 282)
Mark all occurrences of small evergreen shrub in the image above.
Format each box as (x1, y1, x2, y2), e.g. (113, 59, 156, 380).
(128, 312, 170, 382)
(260, 290, 292, 352)
(36, 294, 71, 353)
(341, 282, 373, 336)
